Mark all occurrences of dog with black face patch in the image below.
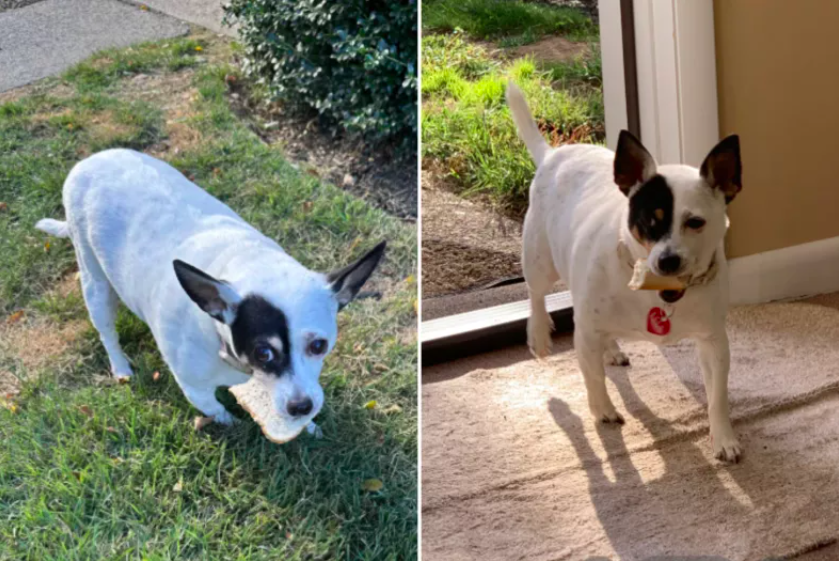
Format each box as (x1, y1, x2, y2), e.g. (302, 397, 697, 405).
(507, 84, 743, 462)
(36, 149, 385, 442)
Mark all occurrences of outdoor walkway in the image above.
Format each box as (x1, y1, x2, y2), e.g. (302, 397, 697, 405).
(0, 0, 231, 93)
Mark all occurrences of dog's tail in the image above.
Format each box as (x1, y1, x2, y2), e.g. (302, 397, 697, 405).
(35, 218, 71, 238)
(506, 82, 550, 167)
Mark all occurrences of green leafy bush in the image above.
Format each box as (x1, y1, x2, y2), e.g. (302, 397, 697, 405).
(225, 0, 417, 151)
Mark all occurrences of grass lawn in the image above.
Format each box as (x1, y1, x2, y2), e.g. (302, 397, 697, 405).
(422, 0, 595, 43)
(421, 1, 603, 215)
(0, 32, 417, 560)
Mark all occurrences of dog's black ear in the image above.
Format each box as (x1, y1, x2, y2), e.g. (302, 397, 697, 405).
(701, 134, 742, 204)
(173, 260, 241, 323)
(614, 130, 657, 196)
(327, 241, 387, 310)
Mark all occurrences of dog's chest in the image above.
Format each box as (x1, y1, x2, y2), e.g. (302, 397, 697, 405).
(586, 287, 718, 343)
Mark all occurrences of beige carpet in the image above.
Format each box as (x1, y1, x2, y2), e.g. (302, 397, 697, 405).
(422, 293, 839, 561)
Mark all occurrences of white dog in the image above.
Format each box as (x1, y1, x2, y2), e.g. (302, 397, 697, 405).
(507, 84, 743, 462)
(37, 149, 385, 441)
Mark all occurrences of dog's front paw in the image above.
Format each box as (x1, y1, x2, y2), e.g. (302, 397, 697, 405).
(306, 421, 323, 439)
(527, 326, 553, 359)
(712, 431, 742, 463)
(211, 409, 235, 426)
(590, 404, 625, 424)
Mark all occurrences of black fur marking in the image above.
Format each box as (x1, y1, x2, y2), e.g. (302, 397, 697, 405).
(230, 295, 291, 377)
(628, 175, 674, 243)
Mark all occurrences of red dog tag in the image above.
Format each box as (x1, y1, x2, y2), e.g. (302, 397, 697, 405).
(647, 307, 670, 336)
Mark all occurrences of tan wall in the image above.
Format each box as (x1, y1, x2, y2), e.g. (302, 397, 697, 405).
(714, 0, 839, 258)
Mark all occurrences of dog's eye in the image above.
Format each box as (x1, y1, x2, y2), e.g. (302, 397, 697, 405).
(254, 345, 274, 363)
(685, 217, 706, 230)
(308, 338, 328, 356)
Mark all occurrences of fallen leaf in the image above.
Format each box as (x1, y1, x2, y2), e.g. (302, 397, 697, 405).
(44, 240, 50, 251)
(302, 201, 313, 212)
(383, 404, 402, 415)
(224, 74, 237, 85)
(361, 478, 383, 492)
(79, 405, 93, 418)
(152, 371, 161, 382)
(7, 310, 24, 324)
(106, 427, 117, 433)
(349, 237, 361, 253)
(139, 3, 148, 10)
(404, 275, 415, 285)
(306, 168, 320, 177)
(0, 202, 7, 212)
(72, 471, 82, 481)
(2, 402, 18, 414)
(194, 46, 203, 52)
(66, 124, 73, 131)
(173, 479, 183, 492)
(363, 400, 377, 410)
(412, 299, 418, 316)
(194, 416, 214, 431)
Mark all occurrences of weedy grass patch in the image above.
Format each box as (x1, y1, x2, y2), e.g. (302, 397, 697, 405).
(0, 33, 416, 561)
(421, 31, 604, 213)
(423, 0, 596, 44)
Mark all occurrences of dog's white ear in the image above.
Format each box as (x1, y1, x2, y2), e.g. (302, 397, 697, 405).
(701, 134, 742, 204)
(173, 260, 241, 324)
(614, 130, 657, 196)
(327, 241, 386, 310)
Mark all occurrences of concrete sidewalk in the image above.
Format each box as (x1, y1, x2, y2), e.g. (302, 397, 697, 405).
(0, 0, 227, 93)
(124, 0, 234, 36)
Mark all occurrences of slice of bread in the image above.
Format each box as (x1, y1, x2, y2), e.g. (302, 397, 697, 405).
(230, 378, 304, 444)
(628, 259, 686, 291)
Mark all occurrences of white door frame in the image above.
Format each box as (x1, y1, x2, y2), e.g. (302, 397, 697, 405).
(599, 0, 719, 167)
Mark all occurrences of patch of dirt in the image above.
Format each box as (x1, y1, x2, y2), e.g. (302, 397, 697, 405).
(224, 75, 417, 221)
(88, 110, 137, 143)
(421, 166, 523, 298)
(0, 80, 74, 104)
(475, 34, 590, 65)
(506, 35, 590, 64)
(0, 275, 87, 394)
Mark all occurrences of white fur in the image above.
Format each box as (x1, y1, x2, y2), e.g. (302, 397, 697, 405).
(508, 84, 742, 462)
(37, 149, 340, 436)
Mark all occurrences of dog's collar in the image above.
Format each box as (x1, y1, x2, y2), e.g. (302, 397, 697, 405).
(218, 337, 253, 375)
(617, 241, 720, 303)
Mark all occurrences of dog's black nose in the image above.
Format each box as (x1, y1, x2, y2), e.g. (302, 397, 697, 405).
(287, 398, 313, 417)
(657, 254, 682, 275)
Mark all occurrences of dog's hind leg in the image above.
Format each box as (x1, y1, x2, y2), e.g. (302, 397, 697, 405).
(575, 329, 624, 424)
(76, 243, 133, 380)
(523, 211, 559, 358)
(603, 339, 630, 366)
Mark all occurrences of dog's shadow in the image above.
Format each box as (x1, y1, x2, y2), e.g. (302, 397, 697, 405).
(547, 358, 829, 561)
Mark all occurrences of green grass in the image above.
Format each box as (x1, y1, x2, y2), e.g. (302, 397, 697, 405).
(0, 35, 416, 560)
(63, 37, 206, 92)
(422, 0, 596, 43)
(421, 32, 604, 213)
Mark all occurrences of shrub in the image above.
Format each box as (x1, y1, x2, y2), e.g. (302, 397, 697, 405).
(225, 0, 418, 152)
